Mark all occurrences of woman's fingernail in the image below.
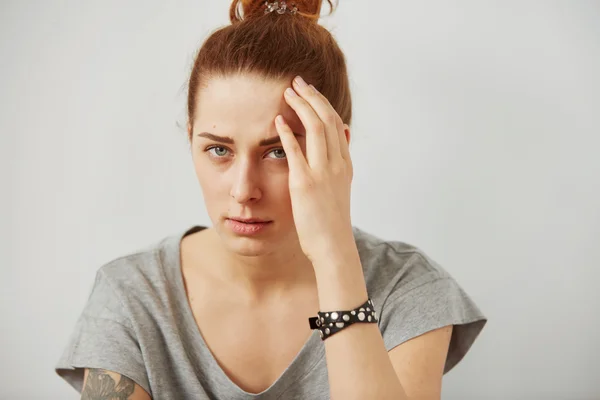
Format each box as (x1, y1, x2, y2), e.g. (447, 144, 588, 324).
(294, 76, 307, 87)
(276, 115, 284, 125)
(285, 87, 297, 97)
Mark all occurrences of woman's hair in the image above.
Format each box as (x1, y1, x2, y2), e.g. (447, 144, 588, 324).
(186, 0, 351, 139)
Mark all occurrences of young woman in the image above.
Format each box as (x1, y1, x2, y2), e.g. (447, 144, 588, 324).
(56, 1, 487, 398)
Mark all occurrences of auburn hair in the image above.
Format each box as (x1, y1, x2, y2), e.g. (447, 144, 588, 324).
(186, 0, 351, 140)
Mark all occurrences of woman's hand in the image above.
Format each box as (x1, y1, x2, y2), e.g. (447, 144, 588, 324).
(275, 75, 356, 265)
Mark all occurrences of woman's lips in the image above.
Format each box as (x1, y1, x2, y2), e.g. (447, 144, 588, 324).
(225, 219, 273, 235)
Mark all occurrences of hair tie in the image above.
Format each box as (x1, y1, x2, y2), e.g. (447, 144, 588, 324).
(264, 1, 298, 15)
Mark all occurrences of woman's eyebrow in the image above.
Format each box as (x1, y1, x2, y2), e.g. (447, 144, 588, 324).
(196, 132, 304, 146)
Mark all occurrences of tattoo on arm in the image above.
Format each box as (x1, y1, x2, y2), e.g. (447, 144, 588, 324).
(81, 368, 135, 400)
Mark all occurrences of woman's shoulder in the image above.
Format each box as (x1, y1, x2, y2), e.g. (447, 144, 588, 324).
(352, 225, 452, 288)
(353, 226, 488, 374)
(94, 228, 186, 291)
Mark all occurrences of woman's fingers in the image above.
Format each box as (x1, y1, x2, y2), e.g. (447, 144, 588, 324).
(284, 86, 328, 169)
(274, 114, 310, 179)
(290, 77, 345, 164)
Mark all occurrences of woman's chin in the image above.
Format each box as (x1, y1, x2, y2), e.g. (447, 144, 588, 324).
(224, 238, 273, 257)
(214, 226, 271, 254)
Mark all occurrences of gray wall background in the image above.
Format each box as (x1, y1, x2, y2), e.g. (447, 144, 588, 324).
(1, 0, 599, 399)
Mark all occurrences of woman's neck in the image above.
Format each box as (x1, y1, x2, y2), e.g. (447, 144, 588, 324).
(183, 227, 318, 305)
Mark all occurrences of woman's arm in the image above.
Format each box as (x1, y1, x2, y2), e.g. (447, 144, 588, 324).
(314, 252, 451, 400)
(81, 368, 151, 400)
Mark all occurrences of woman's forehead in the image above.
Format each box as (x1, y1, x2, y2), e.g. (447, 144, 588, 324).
(199, 75, 288, 107)
(194, 75, 305, 136)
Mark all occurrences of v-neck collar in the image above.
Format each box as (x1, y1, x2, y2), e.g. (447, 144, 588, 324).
(162, 225, 325, 399)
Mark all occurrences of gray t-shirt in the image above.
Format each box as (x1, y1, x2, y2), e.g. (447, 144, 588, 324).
(55, 225, 487, 399)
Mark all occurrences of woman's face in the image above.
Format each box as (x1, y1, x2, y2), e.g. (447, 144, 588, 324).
(188, 74, 307, 256)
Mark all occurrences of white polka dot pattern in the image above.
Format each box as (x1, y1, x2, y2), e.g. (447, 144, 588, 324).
(307, 298, 378, 340)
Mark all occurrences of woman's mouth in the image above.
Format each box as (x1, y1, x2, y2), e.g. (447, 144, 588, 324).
(225, 219, 273, 235)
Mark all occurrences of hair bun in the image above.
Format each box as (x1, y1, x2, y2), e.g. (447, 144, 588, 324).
(229, 0, 335, 24)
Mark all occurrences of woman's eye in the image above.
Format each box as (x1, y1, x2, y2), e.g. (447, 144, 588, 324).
(267, 148, 287, 159)
(206, 146, 230, 157)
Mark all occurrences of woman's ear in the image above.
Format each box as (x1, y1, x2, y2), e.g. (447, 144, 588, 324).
(187, 122, 193, 143)
(343, 123, 351, 146)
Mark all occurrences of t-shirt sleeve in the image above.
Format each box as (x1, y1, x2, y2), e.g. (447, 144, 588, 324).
(378, 252, 487, 374)
(55, 267, 150, 395)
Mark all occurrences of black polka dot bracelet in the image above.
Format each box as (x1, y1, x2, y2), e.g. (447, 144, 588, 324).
(308, 298, 379, 340)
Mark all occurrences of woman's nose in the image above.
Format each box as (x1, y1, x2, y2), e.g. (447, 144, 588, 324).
(229, 161, 262, 203)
